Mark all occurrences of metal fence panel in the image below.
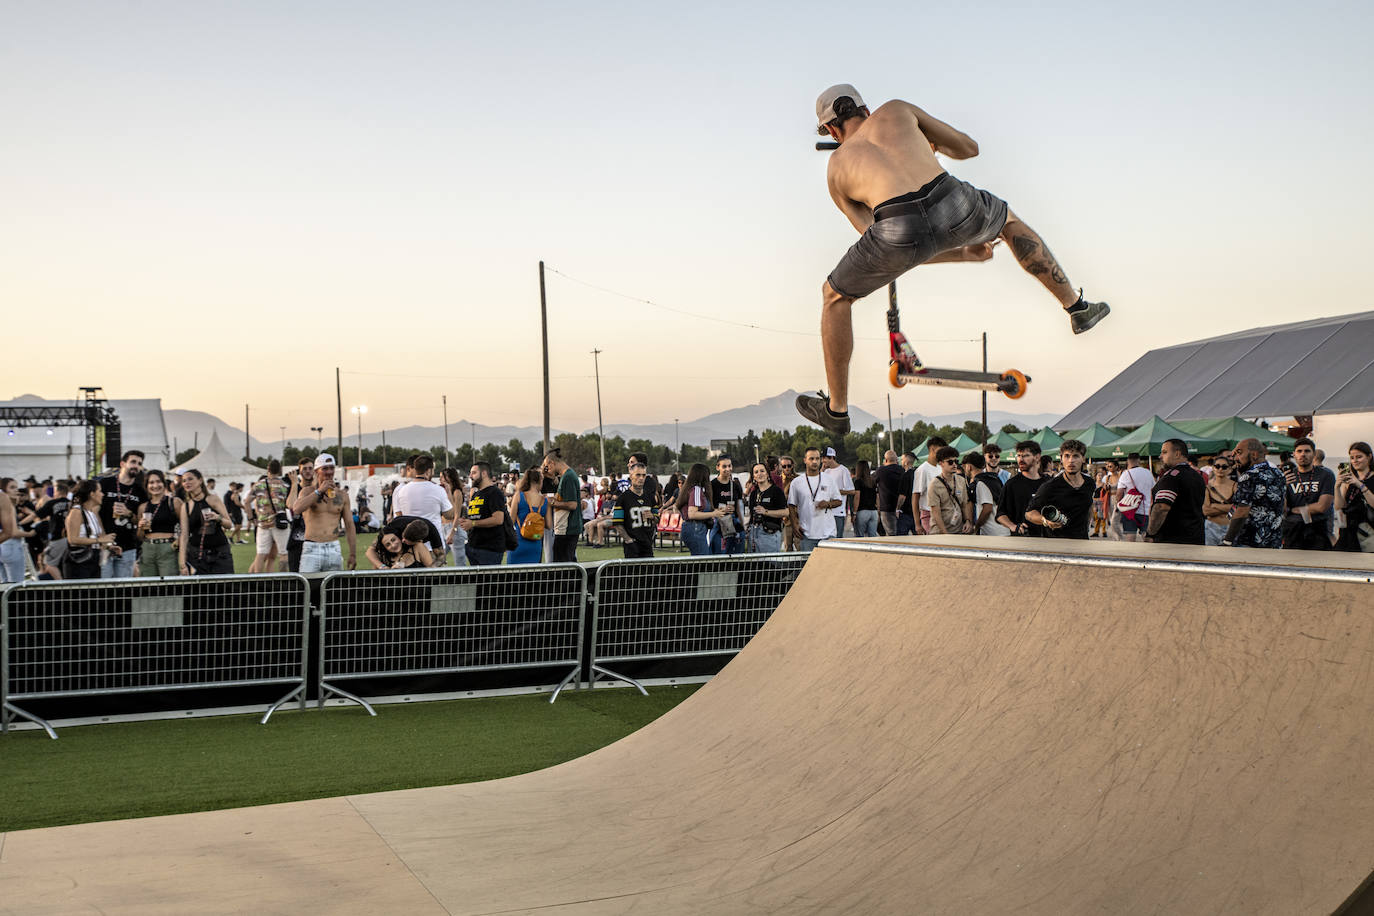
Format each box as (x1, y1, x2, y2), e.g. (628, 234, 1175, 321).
(318, 564, 587, 705)
(2, 574, 310, 736)
(591, 553, 807, 666)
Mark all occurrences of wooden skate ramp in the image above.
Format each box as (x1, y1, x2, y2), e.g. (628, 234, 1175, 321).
(4, 538, 1374, 914)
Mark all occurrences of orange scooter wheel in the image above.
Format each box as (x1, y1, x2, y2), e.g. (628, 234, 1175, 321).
(1000, 369, 1029, 399)
(888, 361, 907, 389)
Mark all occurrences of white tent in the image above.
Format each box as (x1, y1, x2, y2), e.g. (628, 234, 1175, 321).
(171, 430, 265, 479)
(0, 395, 171, 480)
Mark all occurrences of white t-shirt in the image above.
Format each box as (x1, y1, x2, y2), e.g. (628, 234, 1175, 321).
(1117, 466, 1157, 514)
(391, 478, 452, 535)
(975, 481, 1010, 536)
(786, 472, 840, 540)
(913, 460, 940, 512)
(823, 464, 854, 517)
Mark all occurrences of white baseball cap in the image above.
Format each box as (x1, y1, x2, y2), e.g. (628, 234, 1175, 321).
(824, 446, 837, 457)
(314, 453, 336, 469)
(816, 83, 865, 128)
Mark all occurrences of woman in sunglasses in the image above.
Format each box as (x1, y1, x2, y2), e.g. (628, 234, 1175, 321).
(1202, 456, 1237, 546)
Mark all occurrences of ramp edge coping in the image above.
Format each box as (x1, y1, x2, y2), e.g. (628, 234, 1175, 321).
(820, 539, 1374, 585)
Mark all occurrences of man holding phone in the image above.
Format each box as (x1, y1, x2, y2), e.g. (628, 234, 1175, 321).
(1280, 437, 1335, 550)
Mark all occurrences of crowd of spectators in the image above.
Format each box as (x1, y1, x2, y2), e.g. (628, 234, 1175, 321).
(2, 433, 1371, 582)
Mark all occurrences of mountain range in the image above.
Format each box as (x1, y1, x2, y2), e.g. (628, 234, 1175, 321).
(164, 392, 1061, 458)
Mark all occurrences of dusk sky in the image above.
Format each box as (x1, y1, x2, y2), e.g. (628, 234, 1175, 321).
(5, 1, 1371, 442)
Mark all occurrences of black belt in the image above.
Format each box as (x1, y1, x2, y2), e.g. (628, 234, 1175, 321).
(873, 173, 951, 222)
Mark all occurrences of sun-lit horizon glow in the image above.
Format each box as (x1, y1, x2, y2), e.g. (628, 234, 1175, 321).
(5, 1, 1371, 441)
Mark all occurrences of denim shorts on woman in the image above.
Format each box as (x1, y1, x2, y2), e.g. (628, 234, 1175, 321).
(827, 173, 1009, 300)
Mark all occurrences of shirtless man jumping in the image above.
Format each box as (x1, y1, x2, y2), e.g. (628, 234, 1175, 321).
(796, 84, 1111, 435)
(289, 453, 357, 572)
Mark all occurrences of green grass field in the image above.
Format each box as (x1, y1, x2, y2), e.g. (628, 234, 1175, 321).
(0, 686, 699, 833)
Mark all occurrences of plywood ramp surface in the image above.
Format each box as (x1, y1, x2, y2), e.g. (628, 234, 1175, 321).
(4, 539, 1373, 914)
(0, 796, 446, 915)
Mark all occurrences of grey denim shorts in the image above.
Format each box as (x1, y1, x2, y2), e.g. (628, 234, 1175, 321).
(827, 173, 1009, 300)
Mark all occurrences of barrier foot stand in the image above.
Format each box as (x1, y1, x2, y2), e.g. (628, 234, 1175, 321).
(589, 665, 649, 697)
(260, 684, 307, 724)
(3, 701, 57, 740)
(548, 665, 582, 704)
(317, 681, 377, 716)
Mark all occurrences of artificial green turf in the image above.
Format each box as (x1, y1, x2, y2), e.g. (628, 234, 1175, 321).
(0, 686, 698, 833)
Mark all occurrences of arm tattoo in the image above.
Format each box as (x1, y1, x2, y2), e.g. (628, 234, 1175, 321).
(1011, 236, 1039, 262)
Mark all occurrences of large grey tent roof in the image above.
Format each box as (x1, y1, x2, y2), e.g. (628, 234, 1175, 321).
(1056, 312, 1374, 430)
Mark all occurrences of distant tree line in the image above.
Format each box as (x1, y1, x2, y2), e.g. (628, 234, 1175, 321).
(174, 417, 1029, 477)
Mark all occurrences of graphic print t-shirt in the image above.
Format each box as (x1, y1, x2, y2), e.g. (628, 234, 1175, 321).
(612, 488, 657, 549)
(466, 484, 509, 552)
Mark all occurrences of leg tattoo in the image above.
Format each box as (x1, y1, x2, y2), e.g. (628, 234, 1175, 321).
(1005, 222, 1076, 306)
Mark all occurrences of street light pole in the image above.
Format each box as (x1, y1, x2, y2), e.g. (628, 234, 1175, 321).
(442, 395, 450, 469)
(280, 426, 286, 459)
(350, 405, 367, 467)
(674, 418, 680, 472)
(311, 426, 323, 452)
(886, 394, 894, 454)
(591, 348, 606, 476)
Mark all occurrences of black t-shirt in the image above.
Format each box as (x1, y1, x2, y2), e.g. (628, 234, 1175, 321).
(874, 464, 903, 512)
(17, 499, 41, 544)
(466, 484, 509, 552)
(1286, 466, 1336, 517)
(37, 496, 72, 541)
(1150, 463, 1206, 545)
(1026, 473, 1095, 539)
(898, 467, 916, 512)
(99, 475, 148, 550)
(613, 488, 657, 549)
(996, 473, 1046, 536)
(855, 478, 877, 511)
(747, 485, 786, 533)
(710, 478, 743, 515)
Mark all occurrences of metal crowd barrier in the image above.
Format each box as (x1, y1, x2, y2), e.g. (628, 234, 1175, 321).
(317, 563, 588, 713)
(1, 574, 310, 739)
(589, 552, 807, 694)
(1, 556, 808, 736)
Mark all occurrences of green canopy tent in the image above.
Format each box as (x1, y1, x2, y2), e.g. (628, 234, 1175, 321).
(1171, 417, 1292, 452)
(948, 432, 981, 455)
(1029, 427, 1063, 458)
(993, 430, 1024, 451)
(1060, 428, 1087, 442)
(1085, 416, 1228, 461)
(1071, 423, 1128, 450)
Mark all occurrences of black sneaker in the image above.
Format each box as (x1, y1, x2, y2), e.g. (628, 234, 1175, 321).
(1070, 299, 1110, 335)
(795, 391, 851, 435)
